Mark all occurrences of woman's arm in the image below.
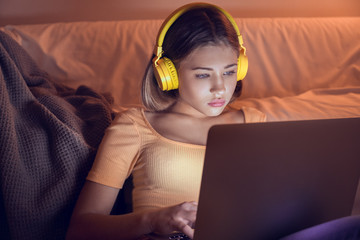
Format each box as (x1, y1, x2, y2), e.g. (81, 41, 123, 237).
(66, 181, 197, 240)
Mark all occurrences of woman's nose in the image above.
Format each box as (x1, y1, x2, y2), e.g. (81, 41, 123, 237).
(210, 76, 226, 95)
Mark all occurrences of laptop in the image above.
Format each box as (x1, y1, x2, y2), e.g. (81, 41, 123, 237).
(194, 117, 360, 240)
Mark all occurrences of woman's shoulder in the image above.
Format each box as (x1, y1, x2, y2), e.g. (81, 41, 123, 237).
(107, 107, 150, 132)
(103, 107, 152, 142)
(114, 107, 145, 122)
(241, 106, 267, 123)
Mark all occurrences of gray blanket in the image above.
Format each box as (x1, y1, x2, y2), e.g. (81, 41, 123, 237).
(0, 30, 114, 239)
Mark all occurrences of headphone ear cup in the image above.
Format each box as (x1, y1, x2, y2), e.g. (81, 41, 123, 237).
(237, 49, 248, 81)
(153, 57, 179, 91)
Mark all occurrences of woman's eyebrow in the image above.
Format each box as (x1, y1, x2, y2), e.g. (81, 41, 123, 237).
(225, 63, 237, 69)
(191, 67, 212, 71)
(191, 63, 237, 71)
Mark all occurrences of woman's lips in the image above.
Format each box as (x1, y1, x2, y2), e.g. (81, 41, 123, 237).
(208, 99, 226, 107)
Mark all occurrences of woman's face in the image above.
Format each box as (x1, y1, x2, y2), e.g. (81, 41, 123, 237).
(173, 43, 238, 118)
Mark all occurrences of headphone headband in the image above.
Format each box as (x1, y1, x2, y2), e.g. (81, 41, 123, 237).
(154, 3, 245, 58)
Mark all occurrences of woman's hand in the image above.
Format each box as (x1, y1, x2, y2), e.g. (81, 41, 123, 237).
(147, 201, 198, 239)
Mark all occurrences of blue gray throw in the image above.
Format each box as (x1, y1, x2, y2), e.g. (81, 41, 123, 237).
(0, 30, 114, 239)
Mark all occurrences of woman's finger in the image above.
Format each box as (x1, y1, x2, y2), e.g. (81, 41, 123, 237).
(175, 221, 195, 239)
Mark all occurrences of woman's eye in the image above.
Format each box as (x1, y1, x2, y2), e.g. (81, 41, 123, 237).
(195, 73, 210, 79)
(224, 70, 236, 76)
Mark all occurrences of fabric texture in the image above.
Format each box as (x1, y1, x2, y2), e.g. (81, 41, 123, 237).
(1, 18, 359, 109)
(87, 107, 266, 212)
(0, 31, 114, 240)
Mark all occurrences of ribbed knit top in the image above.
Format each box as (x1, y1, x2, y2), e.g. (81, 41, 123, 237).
(87, 107, 266, 212)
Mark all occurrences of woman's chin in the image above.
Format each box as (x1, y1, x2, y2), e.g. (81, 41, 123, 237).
(205, 107, 226, 117)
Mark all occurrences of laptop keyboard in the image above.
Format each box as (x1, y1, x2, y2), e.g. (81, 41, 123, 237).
(168, 233, 191, 240)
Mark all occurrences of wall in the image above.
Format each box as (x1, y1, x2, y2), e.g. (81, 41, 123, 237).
(1, 0, 360, 26)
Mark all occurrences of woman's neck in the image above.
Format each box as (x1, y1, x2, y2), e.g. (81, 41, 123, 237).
(144, 107, 244, 146)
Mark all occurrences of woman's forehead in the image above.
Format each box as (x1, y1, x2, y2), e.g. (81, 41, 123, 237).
(179, 43, 238, 69)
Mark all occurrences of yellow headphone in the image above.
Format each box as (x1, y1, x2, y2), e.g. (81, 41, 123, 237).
(152, 2, 248, 91)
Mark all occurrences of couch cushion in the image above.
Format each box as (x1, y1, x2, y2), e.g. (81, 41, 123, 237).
(1, 18, 360, 108)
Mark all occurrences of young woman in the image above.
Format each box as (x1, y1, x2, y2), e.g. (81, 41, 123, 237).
(66, 3, 264, 239)
(66, 3, 360, 240)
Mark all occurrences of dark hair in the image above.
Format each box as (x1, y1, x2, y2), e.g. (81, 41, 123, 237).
(142, 6, 243, 111)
